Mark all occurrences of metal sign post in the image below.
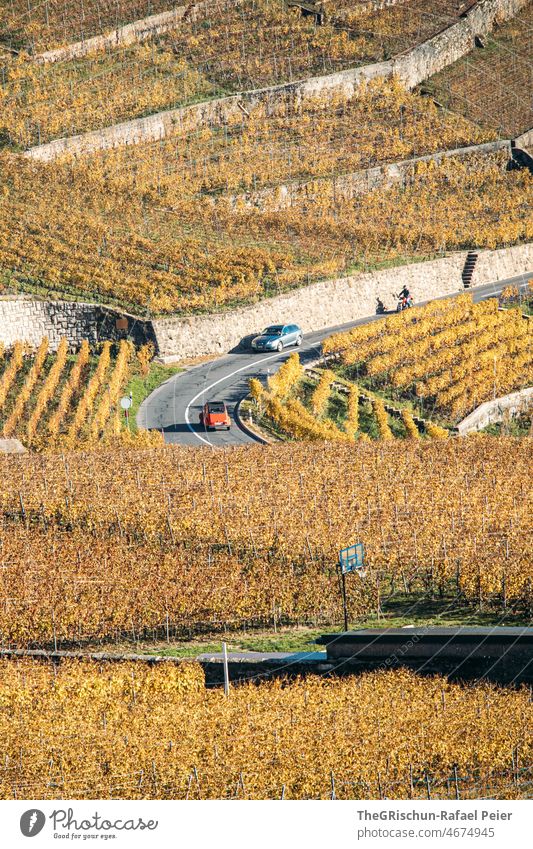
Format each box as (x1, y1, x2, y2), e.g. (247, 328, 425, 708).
(120, 395, 132, 431)
(338, 543, 365, 632)
(340, 569, 349, 632)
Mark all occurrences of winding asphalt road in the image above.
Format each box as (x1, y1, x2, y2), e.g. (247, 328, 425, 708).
(137, 273, 532, 447)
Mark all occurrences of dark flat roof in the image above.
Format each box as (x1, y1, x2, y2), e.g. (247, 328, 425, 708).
(317, 627, 533, 643)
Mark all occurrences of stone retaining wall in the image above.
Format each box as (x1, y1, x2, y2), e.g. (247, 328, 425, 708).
(34, 0, 398, 64)
(152, 243, 533, 360)
(229, 140, 511, 211)
(35, 2, 211, 64)
(24, 0, 528, 162)
(515, 127, 533, 148)
(0, 298, 155, 351)
(456, 386, 533, 434)
(2, 243, 530, 359)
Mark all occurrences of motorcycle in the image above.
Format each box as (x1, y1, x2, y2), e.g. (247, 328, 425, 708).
(395, 293, 413, 312)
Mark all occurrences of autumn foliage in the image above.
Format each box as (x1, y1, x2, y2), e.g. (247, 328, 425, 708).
(0, 661, 531, 799)
(0, 439, 530, 646)
(0, 337, 159, 450)
(324, 294, 533, 422)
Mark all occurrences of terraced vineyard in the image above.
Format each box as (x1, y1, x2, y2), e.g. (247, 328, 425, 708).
(90, 81, 493, 198)
(0, 0, 469, 148)
(423, 3, 533, 137)
(0, 0, 530, 318)
(0, 0, 179, 52)
(0, 0, 532, 814)
(1, 145, 530, 314)
(249, 294, 533, 443)
(250, 351, 451, 441)
(322, 293, 533, 423)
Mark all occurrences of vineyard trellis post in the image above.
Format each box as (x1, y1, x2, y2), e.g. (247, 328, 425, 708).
(222, 641, 230, 696)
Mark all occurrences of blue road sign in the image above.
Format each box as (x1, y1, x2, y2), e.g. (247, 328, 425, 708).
(339, 542, 365, 575)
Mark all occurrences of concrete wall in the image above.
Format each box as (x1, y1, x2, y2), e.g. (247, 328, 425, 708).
(151, 243, 533, 360)
(0, 298, 155, 351)
(456, 385, 533, 434)
(24, 0, 529, 162)
(35, 2, 211, 64)
(229, 140, 511, 211)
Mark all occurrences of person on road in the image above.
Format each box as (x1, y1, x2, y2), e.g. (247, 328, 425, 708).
(397, 286, 413, 309)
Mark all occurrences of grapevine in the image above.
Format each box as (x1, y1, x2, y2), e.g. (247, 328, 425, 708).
(25, 337, 68, 444)
(0, 438, 530, 646)
(2, 336, 48, 436)
(47, 339, 90, 440)
(0, 661, 531, 799)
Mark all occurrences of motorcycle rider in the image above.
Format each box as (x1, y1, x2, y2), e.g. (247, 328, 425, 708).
(398, 286, 413, 309)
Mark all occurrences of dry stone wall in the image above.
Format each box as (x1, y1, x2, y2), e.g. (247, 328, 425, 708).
(230, 140, 511, 211)
(0, 298, 155, 351)
(35, 0, 399, 64)
(515, 128, 533, 148)
(35, 2, 210, 64)
(151, 243, 533, 360)
(24, 0, 529, 162)
(1, 244, 530, 359)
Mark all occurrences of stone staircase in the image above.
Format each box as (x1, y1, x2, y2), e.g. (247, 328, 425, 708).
(462, 251, 478, 288)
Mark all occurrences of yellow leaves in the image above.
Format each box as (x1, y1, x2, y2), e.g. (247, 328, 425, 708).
(90, 339, 133, 441)
(0, 335, 158, 451)
(64, 341, 112, 445)
(324, 295, 532, 423)
(1, 47, 215, 148)
(426, 422, 449, 440)
(136, 342, 154, 377)
(47, 339, 90, 439)
(310, 369, 334, 417)
(0, 105, 525, 317)
(401, 409, 419, 439)
(0, 340, 25, 411)
(372, 397, 393, 440)
(501, 285, 519, 301)
(265, 394, 350, 442)
(344, 384, 359, 437)
(0, 438, 532, 625)
(3, 336, 48, 437)
(267, 353, 303, 399)
(248, 377, 264, 404)
(2, 659, 531, 799)
(25, 337, 68, 444)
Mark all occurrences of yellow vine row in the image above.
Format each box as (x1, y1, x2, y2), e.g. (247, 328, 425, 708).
(90, 340, 133, 441)
(65, 341, 111, 445)
(0, 341, 25, 412)
(47, 339, 90, 440)
(26, 337, 69, 445)
(3, 336, 49, 437)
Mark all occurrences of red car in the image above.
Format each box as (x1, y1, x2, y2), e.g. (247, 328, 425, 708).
(199, 401, 231, 431)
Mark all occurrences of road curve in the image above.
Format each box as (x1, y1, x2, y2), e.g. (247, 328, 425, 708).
(137, 273, 532, 448)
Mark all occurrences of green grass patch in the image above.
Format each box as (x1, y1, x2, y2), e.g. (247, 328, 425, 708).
(483, 415, 532, 438)
(78, 594, 531, 659)
(125, 360, 182, 433)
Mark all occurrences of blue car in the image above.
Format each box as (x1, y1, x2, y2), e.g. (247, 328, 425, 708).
(251, 323, 303, 353)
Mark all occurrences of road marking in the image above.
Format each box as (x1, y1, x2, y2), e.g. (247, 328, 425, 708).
(171, 275, 531, 447)
(184, 351, 290, 446)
